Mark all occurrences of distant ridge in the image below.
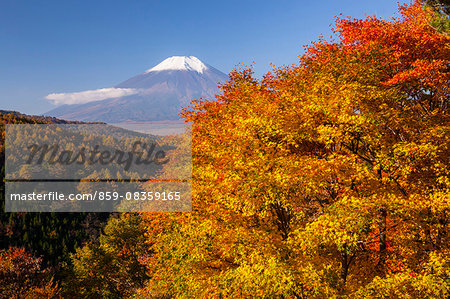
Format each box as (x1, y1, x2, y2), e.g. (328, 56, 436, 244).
(0, 110, 94, 124)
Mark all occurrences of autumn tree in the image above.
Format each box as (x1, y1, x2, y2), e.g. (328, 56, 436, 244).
(137, 1, 449, 297)
(66, 1, 448, 297)
(0, 247, 59, 298)
(66, 213, 150, 298)
(422, 0, 450, 33)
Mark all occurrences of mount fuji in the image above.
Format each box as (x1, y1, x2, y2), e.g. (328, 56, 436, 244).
(45, 56, 228, 123)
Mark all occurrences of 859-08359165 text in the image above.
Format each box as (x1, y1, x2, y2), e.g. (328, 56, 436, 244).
(9, 191, 182, 201)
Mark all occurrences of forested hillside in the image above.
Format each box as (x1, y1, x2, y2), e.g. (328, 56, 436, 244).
(0, 112, 111, 297)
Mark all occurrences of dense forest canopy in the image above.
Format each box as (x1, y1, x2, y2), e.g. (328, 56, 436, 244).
(1, 1, 449, 298)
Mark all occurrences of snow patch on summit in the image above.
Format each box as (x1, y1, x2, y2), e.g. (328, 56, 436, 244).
(146, 56, 208, 74)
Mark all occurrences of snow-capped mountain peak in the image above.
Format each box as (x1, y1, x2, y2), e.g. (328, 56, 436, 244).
(145, 56, 208, 74)
(45, 55, 228, 123)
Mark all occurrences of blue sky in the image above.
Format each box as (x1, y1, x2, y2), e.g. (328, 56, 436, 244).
(0, 0, 407, 115)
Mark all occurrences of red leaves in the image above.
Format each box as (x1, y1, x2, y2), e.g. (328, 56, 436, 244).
(154, 1, 449, 296)
(0, 247, 56, 298)
(0, 247, 44, 274)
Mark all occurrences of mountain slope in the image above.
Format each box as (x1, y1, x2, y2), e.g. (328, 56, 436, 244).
(45, 56, 228, 123)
